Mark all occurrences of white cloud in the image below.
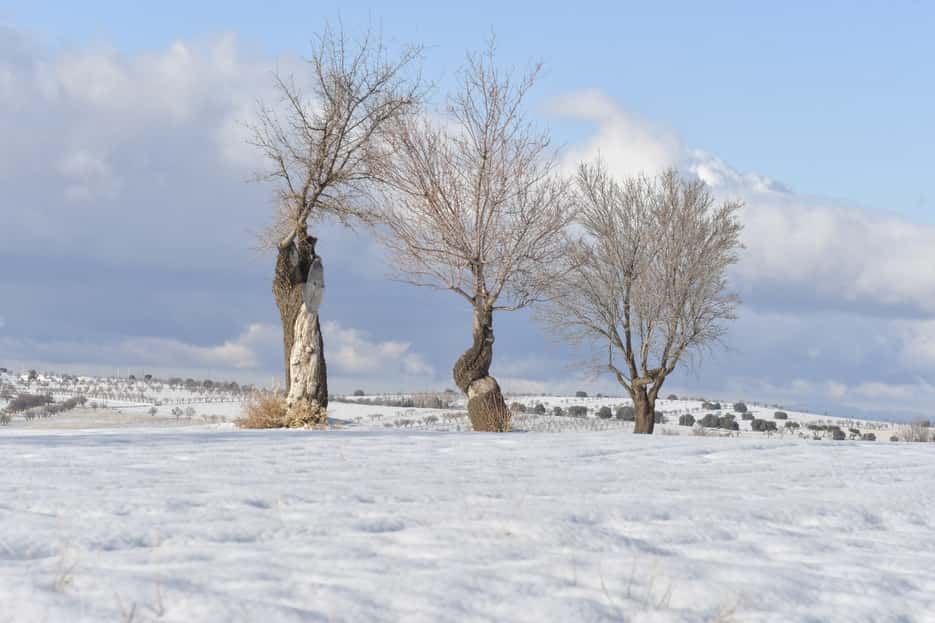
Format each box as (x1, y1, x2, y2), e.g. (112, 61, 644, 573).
(0, 323, 277, 372)
(549, 89, 683, 179)
(0, 320, 435, 386)
(324, 321, 434, 377)
(549, 90, 935, 315)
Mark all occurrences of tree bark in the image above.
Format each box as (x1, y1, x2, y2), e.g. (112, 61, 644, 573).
(453, 304, 510, 432)
(632, 385, 655, 434)
(273, 231, 328, 416)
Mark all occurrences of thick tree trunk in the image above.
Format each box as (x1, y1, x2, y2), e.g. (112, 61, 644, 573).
(453, 304, 510, 432)
(273, 231, 327, 423)
(633, 385, 655, 434)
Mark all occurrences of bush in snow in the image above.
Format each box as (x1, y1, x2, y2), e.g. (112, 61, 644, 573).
(567, 405, 588, 418)
(597, 406, 613, 419)
(575, 391, 588, 398)
(552, 406, 564, 417)
(353, 389, 365, 396)
(6, 393, 53, 413)
(751, 419, 777, 433)
(718, 414, 738, 430)
(0, 413, 10, 425)
(509, 402, 527, 413)
(678, 414, 695, 427)
(533, 403, 546, 415)
(861, 432, 876, 441)
(774, 411, 788, 420)
(784, 421, 800, 430)
(654, 411, 666, 424)
(733, 402, 748, 413)
(831, 428, 846, 441)
(238, 394, 326, 429)
(699, 413, 720, 428)
(701, 401, 721, 410)
(741, 412, 754, 421)
(890, 435, 899, 442)
(667, 394, 678, 400)
(616, 406, 635, 421)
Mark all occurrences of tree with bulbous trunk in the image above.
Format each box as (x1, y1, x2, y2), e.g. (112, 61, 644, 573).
(248, 26, 422, 423)
(541, 163, 743, 434)
(376, 44, 575, 432)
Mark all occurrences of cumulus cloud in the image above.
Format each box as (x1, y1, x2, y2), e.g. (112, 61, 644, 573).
(0, 320, 434, 385)
(324, 322, 434, 377)
(0, 323, 277, 373)
(550, 90, 935, 316)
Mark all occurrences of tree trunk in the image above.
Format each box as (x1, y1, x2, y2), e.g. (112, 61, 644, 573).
(633, 385, 655, 434)
(273, 231, 328, 422)
(453, 304, 510, 432)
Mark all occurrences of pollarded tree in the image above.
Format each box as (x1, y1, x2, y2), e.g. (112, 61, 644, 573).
(377, 45, 575, 431)
(541, 162, 742, 434)
(248, 26, 422, 423)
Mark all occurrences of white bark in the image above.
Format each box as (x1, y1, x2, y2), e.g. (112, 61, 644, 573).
(287, 258, 325, 407)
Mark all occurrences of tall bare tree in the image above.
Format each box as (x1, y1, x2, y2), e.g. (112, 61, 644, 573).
(377, 45, 574, 431)
(248, 27, 422, 421)
(542, 162, 743, 433)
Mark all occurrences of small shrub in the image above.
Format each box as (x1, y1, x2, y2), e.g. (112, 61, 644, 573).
(509, 402, 527, 413)
(741, 412, 754, 421)
(701, 401, 721, 410)
(552, 406, 564, 417)
(784, 421, 800, 429)
(616, 406, 635, 421)
(831, 429, 846, 441)
(654, 411, 666, 424)
(568, 405, 588, 418)
(238, 394, 327, 429)
(597, 406, 613, 419)
(751, 419, 777, 433)
(773, 411, 788, 420)
(718, 414, 738, 430)
(733, 402, 748, 413)
(699, 413, 720, 428)
(575, 391, 588, 398)
(6, 393, 53, 413)
(861, 432, 876, 441)
(890, 435, 899, 442)
(678, 414, 695, 427)
(666, 394, 679, 400)
(533, 403, 546, 415)
(353, 389, 365, 396)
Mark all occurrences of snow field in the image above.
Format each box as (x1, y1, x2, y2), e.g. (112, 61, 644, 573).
(2, 421, 934, 622)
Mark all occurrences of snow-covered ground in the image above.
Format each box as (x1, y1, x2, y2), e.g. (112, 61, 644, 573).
(2, 407, 934, 621)
(2, 373, 934, 621)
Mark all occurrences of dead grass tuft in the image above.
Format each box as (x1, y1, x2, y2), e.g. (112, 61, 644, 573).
(238, 394, 327, 429)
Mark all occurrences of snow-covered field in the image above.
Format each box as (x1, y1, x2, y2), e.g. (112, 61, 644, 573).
(2, 372, 934, 621)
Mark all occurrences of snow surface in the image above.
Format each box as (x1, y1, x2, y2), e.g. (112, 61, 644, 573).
(3, 405, 935, 622)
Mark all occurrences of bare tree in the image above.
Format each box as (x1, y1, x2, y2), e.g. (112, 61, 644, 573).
(377, 45, 574, 431)
(541, 162, 742, 434)
(248, 26, 422, 421)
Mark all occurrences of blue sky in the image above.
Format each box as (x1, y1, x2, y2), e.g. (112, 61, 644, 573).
(2, 2, 935, 419)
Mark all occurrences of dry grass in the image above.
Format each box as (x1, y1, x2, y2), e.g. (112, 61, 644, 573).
(238, 394, 327, 429)
(467, 391, 512, 432)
